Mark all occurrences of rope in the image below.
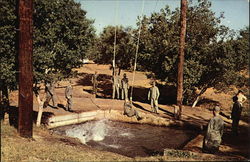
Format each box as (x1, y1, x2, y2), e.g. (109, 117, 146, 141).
(113, 0, 119, 74)
(111, 0, 119, 113)
(130, 0, 145, 100)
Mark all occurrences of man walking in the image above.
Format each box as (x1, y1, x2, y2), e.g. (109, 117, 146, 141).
(112, 71, 120, 99)
(65, 80, 73, 112)
(202, 106, 224, 154)
(43, 81, 57, 109)
(148, 81, 160, 113)
(92, 71, 98, 98)
(121, 73, 129, 100)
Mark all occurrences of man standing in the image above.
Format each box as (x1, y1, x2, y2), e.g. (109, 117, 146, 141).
(65, 80, 73, 112)
(231, 96, 242, 135)
(202, 106, 224, 154)
(148, 81, 160, 113)
(91, 71, 98, 98)
(121, 73, 129, 100)
(235, 90, 247, 107)
(112, 71, 120, 99)
(43, 81, 57, 109)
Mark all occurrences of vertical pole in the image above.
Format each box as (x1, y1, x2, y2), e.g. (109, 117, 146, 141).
(18, 0, 33, 138)
(176, 0, 187, 119)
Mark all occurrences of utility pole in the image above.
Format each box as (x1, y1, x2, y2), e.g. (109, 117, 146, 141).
(176, 0, 187, 119)
(18, 0, 33, 138)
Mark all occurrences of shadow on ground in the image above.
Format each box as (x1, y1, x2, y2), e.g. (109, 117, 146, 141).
(0, 105, 54, 129)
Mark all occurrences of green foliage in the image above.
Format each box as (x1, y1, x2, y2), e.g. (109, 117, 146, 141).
(137, 0, 249, 104)
(33, 0, 96, 82)
(90, 26, 135, 70)
(0, 0, 95, 90)
(0, 0, 17, 90)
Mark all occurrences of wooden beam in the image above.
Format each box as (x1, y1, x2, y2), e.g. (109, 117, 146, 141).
(18, 0, 33, 138)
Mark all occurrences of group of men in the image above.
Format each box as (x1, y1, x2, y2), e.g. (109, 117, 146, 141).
(111, 71, 130, 100)
(202, 90, 247, 154)
(43, 80, 73, 112)
(92, 71, 160, 114)
(44, 71, 247, 155)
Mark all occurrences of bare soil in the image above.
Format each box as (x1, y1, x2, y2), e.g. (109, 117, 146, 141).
(2, 62, 250, 161)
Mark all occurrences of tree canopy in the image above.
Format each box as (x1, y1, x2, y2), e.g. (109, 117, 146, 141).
(89, 26, 136, 71)
(89, 0, 249, 104)
(0, 0, 95, 94)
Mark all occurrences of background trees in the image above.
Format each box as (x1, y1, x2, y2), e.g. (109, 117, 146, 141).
(0, 0, 18, 102)
(0, 0, 248, 106)
(90, 0, 248, 104)
(89, 26, 135, 73)
(136, 0, 248, 104)
(0, 0, 95, 102)
(33, 0, 95, 83)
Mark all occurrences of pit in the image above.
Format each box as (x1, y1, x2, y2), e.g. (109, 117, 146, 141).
(52, 119, 199, 157)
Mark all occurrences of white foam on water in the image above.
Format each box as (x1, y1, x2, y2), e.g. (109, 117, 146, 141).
(107, 144, 121, 149)
(65, 119, 109, 144)
(120, 132, 133, 137)
(99, 142, 121, 149)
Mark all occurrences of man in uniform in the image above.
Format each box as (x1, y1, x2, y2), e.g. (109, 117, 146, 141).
(43, 81, 57, 109)
(148, 81, 160, 113)
(231, 96, 242, 135)
(202, 106, 224, 154)
(112, 71, 120, 99)
(91, 71, 98, 98)
(235, 90, 247, 107)
(65, 80, 73, 112)
(123, 98, 143, 121)
(121, 73, 129, 100)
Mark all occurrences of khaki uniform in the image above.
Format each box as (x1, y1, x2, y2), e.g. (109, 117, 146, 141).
(123, 101, 142, 120)
(44, 82, 56, 108)
(121, 76, 129, 100)
(112, 75, 120, 99)
(65, 84, 73, 111)
(203, 115, 224, 153)
(92, 73, 98, 97)
(148, 85, 160, 113)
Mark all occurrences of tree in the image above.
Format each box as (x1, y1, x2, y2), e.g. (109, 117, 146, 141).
(0, 0, 18, 105)
(0, 0, 95, 125)
(137, 0, 249, 105)
(90, 26, 136, 73)
(33, 0, 96, 82)
(176, 0, 187, 119)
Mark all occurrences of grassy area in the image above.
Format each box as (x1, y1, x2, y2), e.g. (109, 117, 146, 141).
(1, 121, 248, 161)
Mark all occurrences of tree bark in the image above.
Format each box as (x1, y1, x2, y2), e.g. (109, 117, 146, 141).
(18, 0, 33, 138)
(176, 0, 187, 119)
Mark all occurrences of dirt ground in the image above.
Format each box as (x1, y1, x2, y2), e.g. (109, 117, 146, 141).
(3, 62, 250, 161)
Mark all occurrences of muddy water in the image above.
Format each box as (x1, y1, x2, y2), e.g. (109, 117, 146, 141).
(52, 119, 198, 157)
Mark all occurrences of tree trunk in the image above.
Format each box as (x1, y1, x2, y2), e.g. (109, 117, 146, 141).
(191, 87, 208, 108)
(35, 93, 45, 127)
(192, 96, 200, 108)
(18, 0, 33, 138)
(34, 86, 46, 127)
(176, 0, 187, 119)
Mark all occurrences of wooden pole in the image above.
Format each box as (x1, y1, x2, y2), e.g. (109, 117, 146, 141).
(18, 0, 33, 138)
(176, 0, 187, 119)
